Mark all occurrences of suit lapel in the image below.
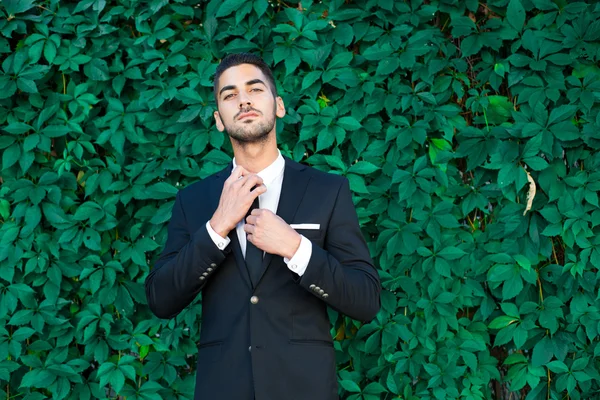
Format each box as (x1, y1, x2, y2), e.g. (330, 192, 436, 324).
(255, 157, 311, 287)
(210, 163, 253, 290)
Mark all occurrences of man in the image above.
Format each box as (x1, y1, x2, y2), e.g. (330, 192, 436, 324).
(145, 53, 381, 400)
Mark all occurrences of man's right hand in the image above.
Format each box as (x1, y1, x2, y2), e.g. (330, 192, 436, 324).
(209, 166, 266, 238)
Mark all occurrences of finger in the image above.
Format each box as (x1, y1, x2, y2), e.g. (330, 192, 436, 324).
(251, 208, 265, 216)
(250, 183, 267, 198)
(229, 165, 245, 181)
(244, 224, 255, 234)
(246, 215, 257, 225)
(232, 173, 255, 189)
(238, 165, 250, 176)
(242, 174, 264, 189)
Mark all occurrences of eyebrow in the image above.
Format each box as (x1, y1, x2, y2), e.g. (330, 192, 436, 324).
(219, 79, 267, 96)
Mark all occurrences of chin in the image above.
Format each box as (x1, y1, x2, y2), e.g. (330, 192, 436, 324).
(227, 129, 271, 144)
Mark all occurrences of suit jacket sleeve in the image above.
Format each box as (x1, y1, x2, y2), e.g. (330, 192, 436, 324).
(297, 177, 381, 322)
(145, 190, 227, 319)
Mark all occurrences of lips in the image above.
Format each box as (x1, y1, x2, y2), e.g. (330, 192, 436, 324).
(238, 112, 260, 120)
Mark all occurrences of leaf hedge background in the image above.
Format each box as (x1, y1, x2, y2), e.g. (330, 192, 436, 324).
(1, 0, 600, 399)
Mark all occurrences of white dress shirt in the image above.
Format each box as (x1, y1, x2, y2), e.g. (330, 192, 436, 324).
(205, 150, 312, 275)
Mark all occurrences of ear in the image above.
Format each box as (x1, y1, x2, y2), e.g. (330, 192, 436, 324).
(275, 96, 286, 118)
(214, 110, 225, 132)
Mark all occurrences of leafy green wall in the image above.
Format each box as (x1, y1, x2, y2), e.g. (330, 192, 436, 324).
(2, 0, 600, 399)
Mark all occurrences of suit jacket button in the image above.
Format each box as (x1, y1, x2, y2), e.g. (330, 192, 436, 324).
(250, 296, 259, 304)
(322, 293, 328, 299)
(314, 286, 320, 291)
(202, 272, 208, 277)
(207, 268, 213, 272)
(309, 284, 316, 290)
(199, 276, 205, 280)
(249, 346, 251, 352)
(318, 289, 324, 295)
(210, 263, 217, 267)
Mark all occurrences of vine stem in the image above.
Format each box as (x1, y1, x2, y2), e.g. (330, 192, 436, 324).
(466, 215, 475, 231)
(547, 367, 551, 400)
(550, 238, 559, 265)
(482, 106, 490, 132)
(537, 270, 544, 303)
(36, 5, 54, 13)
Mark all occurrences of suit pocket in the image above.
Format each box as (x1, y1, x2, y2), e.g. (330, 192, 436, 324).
(289, 339, 333, 347)
(296, 228, 324, 241)
(197, 340, 223, 363)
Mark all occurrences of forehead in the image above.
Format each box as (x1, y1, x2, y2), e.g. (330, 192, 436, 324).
(217, 64, 268, 91)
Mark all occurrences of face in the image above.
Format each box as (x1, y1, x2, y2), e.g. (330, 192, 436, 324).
(214, 64, 285, 144)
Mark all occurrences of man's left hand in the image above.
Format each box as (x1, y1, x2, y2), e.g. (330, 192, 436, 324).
(245, 209, 301, 259)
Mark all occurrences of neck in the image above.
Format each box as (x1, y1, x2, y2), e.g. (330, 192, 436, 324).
(231, 135, 279, 174)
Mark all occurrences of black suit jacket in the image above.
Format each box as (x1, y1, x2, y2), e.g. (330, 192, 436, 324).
(145, 157, 381, 400)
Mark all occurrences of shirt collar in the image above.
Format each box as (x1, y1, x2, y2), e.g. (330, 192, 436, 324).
(232, 150, 285, 187)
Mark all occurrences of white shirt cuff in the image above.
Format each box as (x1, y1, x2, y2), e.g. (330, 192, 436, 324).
(284, 235, 312, 276)
(205, 221, 231, 251)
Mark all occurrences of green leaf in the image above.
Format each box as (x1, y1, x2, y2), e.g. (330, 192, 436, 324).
(73, 0, 94, 13)
(548, 105, 577, 125)
(0, 199, 10, 220)
(43, 125, 70, 138)
(17, 78, 37, 93)
(522, 133, 542, 158)
(502, 274, 523, 300)
(178, 105, 202, 123)
(216, 0, 246, 17)
(435, 292, 455, 304)
(513, 325, 528, 348)
(504, 353, 527, 365)
(513, 254, 531, 271)
(87, 58, 110, 81)
(340, 380, 361, 393)
(4, 122, 33, 135)
(363, 382, 387, 394)
(524, 156, 549, 171)
(348, 161, 379, 175)
(316, 128, 335, 151)
(497, 164, 516, 188)
(489, 316, 519, 329)
(328, 52, 353, 69)
(461, 35, 483, 57)
(12, 327, 35, 341)
(337, 116, 361, 131)
(532, 337, 553, 367)
(547, 360, 568, 374)
(83, 228, 101, 251)
(437, 246, 466, 260)
(507, 0, 526, 31)
(362, 43, 394, 61)
(376, 57, 400, 75)
(301, 71, 321, 91)
(19, 369, 46, 388)
(2, 143, 20, 170)
(141, 182, 178, 199)
(333, 23, 353, 46)
(4, 0, 36, 15)
(346, 174, 369, 194)
(500, 302, 520, 317)
(571, 357, 588, 371)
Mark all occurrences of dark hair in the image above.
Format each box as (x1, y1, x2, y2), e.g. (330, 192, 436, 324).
(213, 53, 278, 104)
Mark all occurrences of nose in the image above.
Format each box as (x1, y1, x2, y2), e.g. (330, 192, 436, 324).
(238, 91, 252, 108)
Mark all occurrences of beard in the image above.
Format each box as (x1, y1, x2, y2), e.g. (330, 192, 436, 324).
(222, 104, 276, 144)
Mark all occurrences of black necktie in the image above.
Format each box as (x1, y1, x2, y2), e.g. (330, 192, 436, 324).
(245, 196, 263, 285)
